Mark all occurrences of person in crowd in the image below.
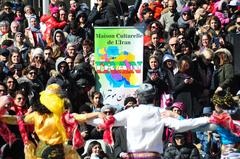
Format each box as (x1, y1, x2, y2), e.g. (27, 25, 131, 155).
(3, 75, 18, 97)
(40, 6, 67, 45)
(88, 0, 118, 26)
(168, 37, 180, 57)
(24, 5, 37, 28)
(144, 55, 169, 106)
(193, 48, 214, 106)
(159, 0, 179, 38)
(65, 42, 78, 61)
(24, 16, 45, 48)
(89, 83, 210, 158)
(174, 56, 201, 117)
(13, 32, 29, 65)
(80, 39, 94, 63)
(90, 91, 104, 112)
(43, 46, 55, 70)
(164, 132, 200, 159)
(162, 53, 176, 93)
(0, 21, 10, 42)
(83, 140, 109, 159)
(6, 47, 24, 76)
(137, 7, 154, 32)
(198, 33, 212, 53)
(51, 29, 67, 54)
(211, 48, 234, 94)
(1, 21, 20, 44)
(0, 2, 15, 23)
(17, 65, 44, 106)
(59, 9, 67, 22)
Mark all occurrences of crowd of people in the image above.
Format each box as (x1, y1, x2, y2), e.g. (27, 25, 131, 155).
(0, 0, 239, 158)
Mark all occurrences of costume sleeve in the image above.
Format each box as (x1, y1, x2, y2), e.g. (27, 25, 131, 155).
(163, 117, 209, 132)
(24, 112, 37, 124)
(73, 114, 87, 123)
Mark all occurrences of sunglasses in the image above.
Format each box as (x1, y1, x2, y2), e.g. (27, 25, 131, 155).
(4, 7, 11, 10)
(170, 43, 177, 46)
(182, 12, 189, 16)
(103, 111, 113, 115)
(17, 97, 24, 101)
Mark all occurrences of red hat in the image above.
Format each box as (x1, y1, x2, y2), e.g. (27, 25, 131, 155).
(171, 102, 185, 111)
(50, 6, 59, 15)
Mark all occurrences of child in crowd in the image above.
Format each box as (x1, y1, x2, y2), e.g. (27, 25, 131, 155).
(83, 140, 109, 159)
(90, 91, 104, 112)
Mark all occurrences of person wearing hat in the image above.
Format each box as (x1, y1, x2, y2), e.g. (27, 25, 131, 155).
(164, 132, 200, 159)
(40, 6, 67, 45)
(89, 83, 210, 158)
(211, 48, 234, 94)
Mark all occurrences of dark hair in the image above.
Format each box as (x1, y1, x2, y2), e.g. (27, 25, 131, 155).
(141, 7, 153, 16)
(124, 97, 137, 106)
(32, 98, 51, 115)
(44, 46, 53, 52)
(82, 39, 93, 46)
(86, 141, 108, 158)
(178, 55, 192, 73)
(22, 65, 38, 75)
(2, 2, 12, 8)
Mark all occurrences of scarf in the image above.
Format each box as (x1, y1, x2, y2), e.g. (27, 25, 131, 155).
(0, 121, 16, 146)
(61, 111, 84, 149)
(98, 116, 115, 146)
(210, 112, 240, 137)
(28, 25, 45, 48)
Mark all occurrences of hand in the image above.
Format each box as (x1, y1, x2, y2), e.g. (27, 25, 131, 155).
(120, 152, 129, 158)
(81, 131, 88, 138)
(215, 87, 223, 93)
(188, 78, 194, 84)
(161, 110, 179, 118)
(0, 96, 12, 110)
(97, 5, 102, 11)
(97, 112, 107, 120)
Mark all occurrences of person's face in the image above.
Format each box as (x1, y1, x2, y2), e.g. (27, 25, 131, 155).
(66, 58, 74, 70)
(166, 60, 174, 68)
(59, 10, 66, 21)
(34, 55, 43, 63)
(0, 24, 9, 33)
(178, 35, 185, 44)
(182, 12, 190, 21)
(151, 33, 159, 46)
(172, 107, 182, 115)
(103, 108, 114, 116)
(6, 78, 15, 90)
(150, 23, 159, 32)
(70, 1, 77, 9)
(16, 10, 22, 17)
(67, 46, 76, 58)
(59, 63, 67, 74)
(68, 13, 75, 22)
(25, 7, 32, 14)
(11, 52, 21, 64)
(27, 69, 37, 80)
(181, 60, 190, 71)
(143, 11, 153, 21)
(236, 17, 240, 31)
(55, 33, 63, 43)
(169, 39, 178, 52)
(16, 34, 23, 42)
(175, 136, 185, 146)
(97, 0, 104, 7)
(14, 93, 25, 107)
(92, 144, 101, 156)
(79, 16, 86, 23)
(149, 57, 159, 70)
(201, 35, 209, 47)
(11, 23, 19, 33)
(83, 45, 91, 55)
(44, 49, 52, 60)
(182, 46, 191, 55)
(93, 94, 101, 106)
(189, 2, 197, 12)
(30, 18, 37, 28)
(125, 101, 136, 109)
(162, 0, 168, 8)
(210, 20, 218, 30)
(168, 1, 175, 13)
(0, 85, 6, 96)
(4, 5, 12, 14)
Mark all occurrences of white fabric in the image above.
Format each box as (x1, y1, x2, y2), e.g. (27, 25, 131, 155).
(89, 104, 209, 154)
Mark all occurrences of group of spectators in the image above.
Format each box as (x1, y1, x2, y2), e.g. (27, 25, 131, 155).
(0, 0, 239, 158)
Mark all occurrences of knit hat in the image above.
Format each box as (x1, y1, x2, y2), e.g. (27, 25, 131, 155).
(162, 53, 175, 63)
(171, 102, 185, 111)
(181, 6, 190, 15)
(32, 48, 44, 58)
(136, 83, 155, 101)
(50, 6, 59, 15)
(101, 105, 117, 114)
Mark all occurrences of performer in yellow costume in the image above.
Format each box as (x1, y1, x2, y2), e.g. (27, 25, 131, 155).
(1, 84, 105, 159)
